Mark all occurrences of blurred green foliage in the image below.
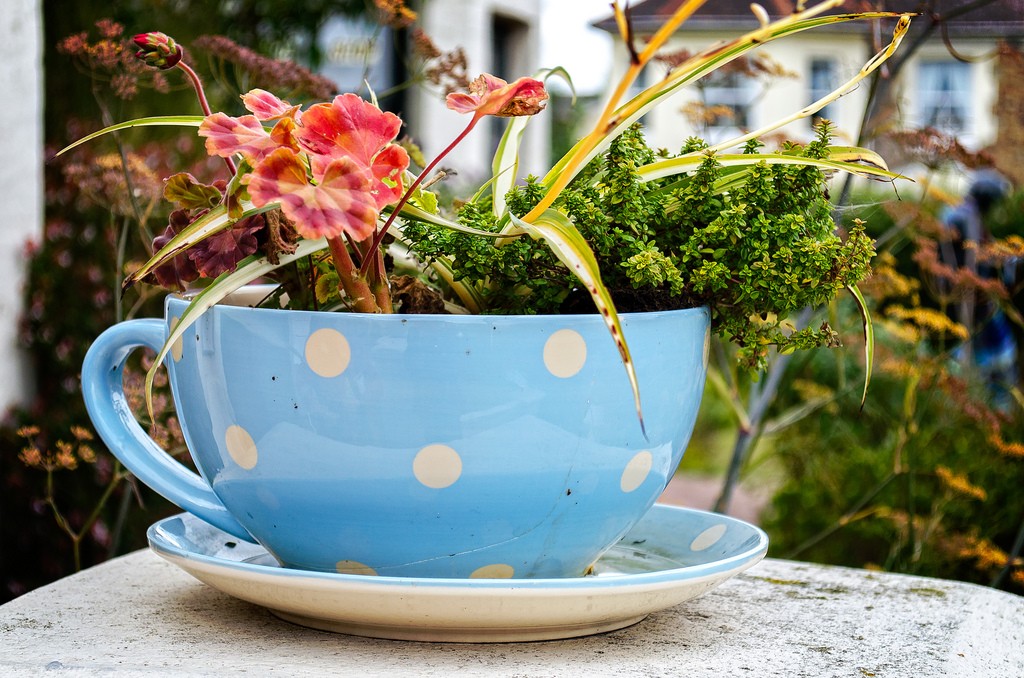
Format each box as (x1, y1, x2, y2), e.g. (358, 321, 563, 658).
(763, 188, 1024, 594)
(2, 0, 376, 603)
(405, 123, 873, 371)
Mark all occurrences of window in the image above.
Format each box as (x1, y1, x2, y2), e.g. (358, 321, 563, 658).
(490, 14, 530, 152)
(699, 71, 756, 142)
(808, 58, 838, 127)
(917, 60, 971, 134)
(318, 16, 394, 95)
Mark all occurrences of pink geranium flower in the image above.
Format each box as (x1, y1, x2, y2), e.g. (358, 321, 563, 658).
(364, 72, 549, 271)
(246, 148, 379, 241)
(241, 89, 302, 121)
(445, 74, 548, 119)
(296, 94, 409, 208)
(197, 90, 410, 241)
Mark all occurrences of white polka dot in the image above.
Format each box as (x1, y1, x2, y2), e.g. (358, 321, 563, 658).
(470, 563, 515, 579)
(690, 524, 727, 552)
(170, 317, 184, 362)
(336, 560, 377, 576)
(305, 328, 351, 378)
(225, 425, 258, 469)
(543, 329, 587, 378)
(413, 444, 462, 489)
(620, 451, 653, 492)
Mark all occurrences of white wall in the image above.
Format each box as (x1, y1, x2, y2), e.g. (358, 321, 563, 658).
(414, 0, 549, 190)
(610, 29, 1003, 156)
(611, 30, 874, 153)
(0, 0, 42, 412)
(891, 40, 1001, 150)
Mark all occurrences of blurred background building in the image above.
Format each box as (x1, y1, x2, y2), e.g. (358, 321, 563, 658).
(1, 1, 43, 415)
(594, 0, 1024, 161)
(3, 0, 1024, 605)
(3, 0, 1023, 413)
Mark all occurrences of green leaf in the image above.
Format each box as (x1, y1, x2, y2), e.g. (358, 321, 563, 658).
(144, 238, 330, 420)
(491, 66, 575, 219)
(509, 209, 646, 436)
(407, 183, 439, 214)
(847, 283, 874, 409)
(55, 115, 206, 156)
(223, 158, 253, 219)
(123, 200, 275, 290)
(163, 173, 223, 210)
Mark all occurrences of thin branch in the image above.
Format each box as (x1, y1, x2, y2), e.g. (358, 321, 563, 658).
(991, 513, 1024, 588)
(784, 471, 900, 559)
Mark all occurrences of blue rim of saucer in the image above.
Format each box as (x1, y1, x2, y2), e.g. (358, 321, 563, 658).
(148, 503, 769, 590)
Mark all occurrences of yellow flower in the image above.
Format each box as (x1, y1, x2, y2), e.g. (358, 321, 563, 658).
(935, 466, 987, 501)
(988, 433, 1024, 458)
(885, 305, 969, 340)
(55, 441, 78, 471)
(19, 447, 43, 468)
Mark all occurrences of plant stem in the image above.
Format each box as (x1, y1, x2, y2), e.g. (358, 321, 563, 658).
(991, 513, 1024, 588)
(177, 60, 237, 176)
(177, 60, 212, 116)
(328, 236, 381, 312)
(521, 0, 708, 225)
(91, 84, 154, 252)
(44, 469, 82, 570)
(784, 471, 901, 559)
(714, 307, 809, 513)
(369, 248, 392, 311)
(714, 350, 793, 513)
(360, 115, 481, 278)
(107, 468, 133, 559)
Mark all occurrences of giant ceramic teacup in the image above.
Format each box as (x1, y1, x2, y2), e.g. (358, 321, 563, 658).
(82, 290, 709, 578)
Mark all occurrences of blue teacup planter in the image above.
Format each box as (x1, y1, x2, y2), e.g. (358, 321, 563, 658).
(83, 289, 709, 578)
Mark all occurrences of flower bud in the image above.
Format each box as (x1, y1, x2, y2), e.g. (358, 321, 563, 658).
(133, 32, 183, 70)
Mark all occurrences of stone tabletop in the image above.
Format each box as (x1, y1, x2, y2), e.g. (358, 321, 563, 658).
(1, 546, 1021, 677)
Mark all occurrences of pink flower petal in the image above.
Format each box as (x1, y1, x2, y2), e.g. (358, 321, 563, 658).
(247, 147, 378, 241)
(444, 92, 480, 116)
(472, 73, 508, 95)
(199, 113, 278, 163)
(297, 93, 403, 170)
(445, 73, 548, 118)
(241, 88, 301, 121)
(270, 116, 299, 152)
(369, 144, 409, 209)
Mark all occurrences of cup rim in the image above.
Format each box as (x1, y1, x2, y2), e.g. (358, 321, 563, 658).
(167, 286, 710, 324)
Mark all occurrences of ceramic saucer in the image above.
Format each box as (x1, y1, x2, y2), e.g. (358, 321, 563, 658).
(148, 504, 768, 643)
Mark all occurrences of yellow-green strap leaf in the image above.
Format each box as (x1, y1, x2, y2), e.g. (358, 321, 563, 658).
(848, 283, 874, 409)
(395, 203, 513, 239)
(539, 7, 909, 192)
(491, 67, 574, 219)
(509, 210, 646, 436)
(637, 152, 906, 184)
(144, 238, 330, 420)
(56, 115, 206, 156)
(123, 200, 276, 290)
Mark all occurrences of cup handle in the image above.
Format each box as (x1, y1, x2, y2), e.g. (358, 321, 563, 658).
(82, 318, 255, 542)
